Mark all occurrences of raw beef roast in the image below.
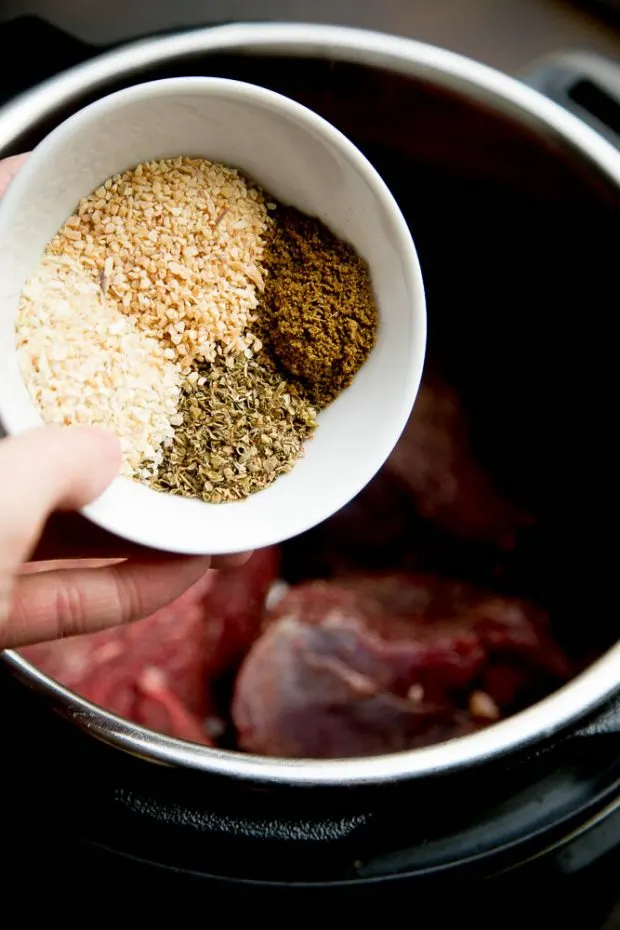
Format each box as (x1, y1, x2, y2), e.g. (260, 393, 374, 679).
(231, 574, 572, 758)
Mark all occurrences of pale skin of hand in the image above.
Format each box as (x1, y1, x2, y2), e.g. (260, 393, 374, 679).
(0, 155, 247, 650)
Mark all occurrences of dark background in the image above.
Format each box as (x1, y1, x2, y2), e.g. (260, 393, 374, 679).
(0, 0, 620, 72)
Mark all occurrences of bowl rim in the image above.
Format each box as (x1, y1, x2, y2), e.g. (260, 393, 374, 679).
(0, 74, 426, 556)
(2, 22, 620, 787)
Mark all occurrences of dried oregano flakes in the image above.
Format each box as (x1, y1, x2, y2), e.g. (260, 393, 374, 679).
(152, 356, 317, 503)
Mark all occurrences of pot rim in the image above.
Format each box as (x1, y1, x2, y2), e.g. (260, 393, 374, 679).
(2, 21, 620, 787)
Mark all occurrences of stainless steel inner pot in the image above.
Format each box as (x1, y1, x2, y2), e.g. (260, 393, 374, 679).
(1, 22, 619, 787)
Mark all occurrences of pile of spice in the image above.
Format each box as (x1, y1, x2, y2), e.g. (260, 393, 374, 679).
(16, 155, 379, 503)
(16, 253, 182, 480)
(152, 356, 317, 503)
(256, 205, 377, 409)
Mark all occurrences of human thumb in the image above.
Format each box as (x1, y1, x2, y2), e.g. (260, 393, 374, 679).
(0, 425, 121, 573)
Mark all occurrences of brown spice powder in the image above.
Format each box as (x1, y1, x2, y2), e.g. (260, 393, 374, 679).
(256, 205, 378, 409)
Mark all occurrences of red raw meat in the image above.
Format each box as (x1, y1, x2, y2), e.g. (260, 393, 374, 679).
(20, 548, 279, 743)
(232, 612, 481, 758)
(237, 614, 482, 757)
(232, 574, 573, 758)
(203, 545, 280, 675)
(335, 574, 572, 680)
(385, 372, 532, 549)
(482, 663, 531, 708)
(133, 667, 214, 744)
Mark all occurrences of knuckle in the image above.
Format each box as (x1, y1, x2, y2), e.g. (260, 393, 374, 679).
(53, 579, 90, 639)
(111, 565, 144, 624)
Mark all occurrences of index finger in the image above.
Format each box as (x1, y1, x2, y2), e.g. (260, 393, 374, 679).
(33, 512, 251, 570)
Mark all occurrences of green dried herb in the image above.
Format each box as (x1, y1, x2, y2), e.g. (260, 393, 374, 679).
(151, 355, 317, 503)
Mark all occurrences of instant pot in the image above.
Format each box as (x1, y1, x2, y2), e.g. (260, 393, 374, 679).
(1, 17, 620, 928)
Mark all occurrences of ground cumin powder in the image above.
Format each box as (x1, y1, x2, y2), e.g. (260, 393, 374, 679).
(257, 205, 378, 409)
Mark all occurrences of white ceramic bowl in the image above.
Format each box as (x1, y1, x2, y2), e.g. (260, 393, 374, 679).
(0, 77, 426, 555)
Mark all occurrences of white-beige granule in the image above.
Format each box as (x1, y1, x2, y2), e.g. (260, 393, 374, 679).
(16, 254, 183, 479)
(49, 156, 271, 371)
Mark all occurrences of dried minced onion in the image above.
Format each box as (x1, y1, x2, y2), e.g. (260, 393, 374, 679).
(16, 253, 182, 479)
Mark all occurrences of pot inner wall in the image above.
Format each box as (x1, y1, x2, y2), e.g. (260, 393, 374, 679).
(4, 49, 619, 773)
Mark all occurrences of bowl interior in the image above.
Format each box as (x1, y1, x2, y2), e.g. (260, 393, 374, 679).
(0, 77, 425, 555)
